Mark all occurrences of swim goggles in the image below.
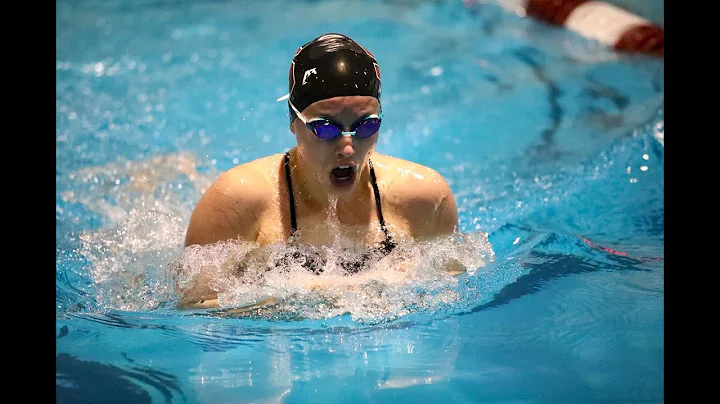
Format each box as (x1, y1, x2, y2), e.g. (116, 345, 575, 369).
(288, 99, 382, 140)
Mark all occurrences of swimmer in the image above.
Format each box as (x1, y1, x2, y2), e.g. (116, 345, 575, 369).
(177, 33, 462, 310)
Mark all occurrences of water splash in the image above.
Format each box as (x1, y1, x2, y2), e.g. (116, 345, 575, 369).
(62, 152, 215, 312)
(59, 152, 214, 226)
(78, 208, 184, 312)
(171, 231, 495, 324)
(60, 151, 497, 324)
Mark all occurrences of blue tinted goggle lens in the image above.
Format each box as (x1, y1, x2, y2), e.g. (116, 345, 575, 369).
(308, 117, 382, 140)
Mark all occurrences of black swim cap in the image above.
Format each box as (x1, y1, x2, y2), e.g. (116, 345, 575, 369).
(288, 33, 381, 118)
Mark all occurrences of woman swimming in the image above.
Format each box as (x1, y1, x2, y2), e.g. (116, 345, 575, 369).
(178, 33, 461, 309)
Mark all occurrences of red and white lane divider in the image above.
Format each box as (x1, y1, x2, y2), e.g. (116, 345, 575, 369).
(465, 0, 664, 57)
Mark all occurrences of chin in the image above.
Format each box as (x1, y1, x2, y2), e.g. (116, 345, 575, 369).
(327, 172, 360, 194)
(327, 178, 357, 194)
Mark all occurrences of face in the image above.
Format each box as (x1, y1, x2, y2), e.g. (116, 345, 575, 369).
(290, 95, 381, 194)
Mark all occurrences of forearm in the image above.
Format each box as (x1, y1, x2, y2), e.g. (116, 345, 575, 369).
(442, 257, 466, 276)
(176, 297, 220, 310)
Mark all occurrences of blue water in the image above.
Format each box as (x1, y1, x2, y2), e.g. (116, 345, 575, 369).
(56, 0, 664, 402)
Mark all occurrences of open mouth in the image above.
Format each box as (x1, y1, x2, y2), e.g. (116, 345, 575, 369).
(329, 165, 356, 187)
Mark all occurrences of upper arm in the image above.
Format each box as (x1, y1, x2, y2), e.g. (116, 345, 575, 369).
(401, 167, 459, 241)
(184, 169, 265, 247)
(433, 181, 459, 237)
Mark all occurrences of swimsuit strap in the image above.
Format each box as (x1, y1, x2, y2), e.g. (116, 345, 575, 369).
(285, 152, 394, 247)
(284, 151, 298, 235)
(368, 159, 390, 238)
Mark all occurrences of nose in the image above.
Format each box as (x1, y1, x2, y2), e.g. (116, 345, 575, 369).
(337, 136, 355, 158)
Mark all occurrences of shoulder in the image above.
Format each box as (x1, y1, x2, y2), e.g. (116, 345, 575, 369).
(370, 153, 458, 240)
(185, 153, 285, 246)
(371, 153, 453, 200)
(210, 154, 284, 201)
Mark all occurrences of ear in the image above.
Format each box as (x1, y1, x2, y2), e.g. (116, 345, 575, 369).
(289, 120, 297, 135)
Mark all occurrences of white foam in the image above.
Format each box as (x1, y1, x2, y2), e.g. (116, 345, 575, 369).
(172, 231, 494, 323)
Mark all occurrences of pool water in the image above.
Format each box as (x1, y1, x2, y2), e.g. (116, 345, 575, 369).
(56, 0, 664, 402)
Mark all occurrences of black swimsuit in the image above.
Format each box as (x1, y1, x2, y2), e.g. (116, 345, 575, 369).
(279, 151, 397, 274)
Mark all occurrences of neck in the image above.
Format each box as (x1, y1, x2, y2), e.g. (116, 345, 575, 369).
(289, 148, 373, 214)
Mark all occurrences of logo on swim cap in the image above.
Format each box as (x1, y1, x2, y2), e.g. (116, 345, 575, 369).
(302, 68, 317, 85)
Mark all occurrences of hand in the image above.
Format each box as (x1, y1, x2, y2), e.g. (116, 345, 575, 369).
(442, 258, 466, 276)
(305, 278, 332, 291)
(176, 297, 220, 310)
